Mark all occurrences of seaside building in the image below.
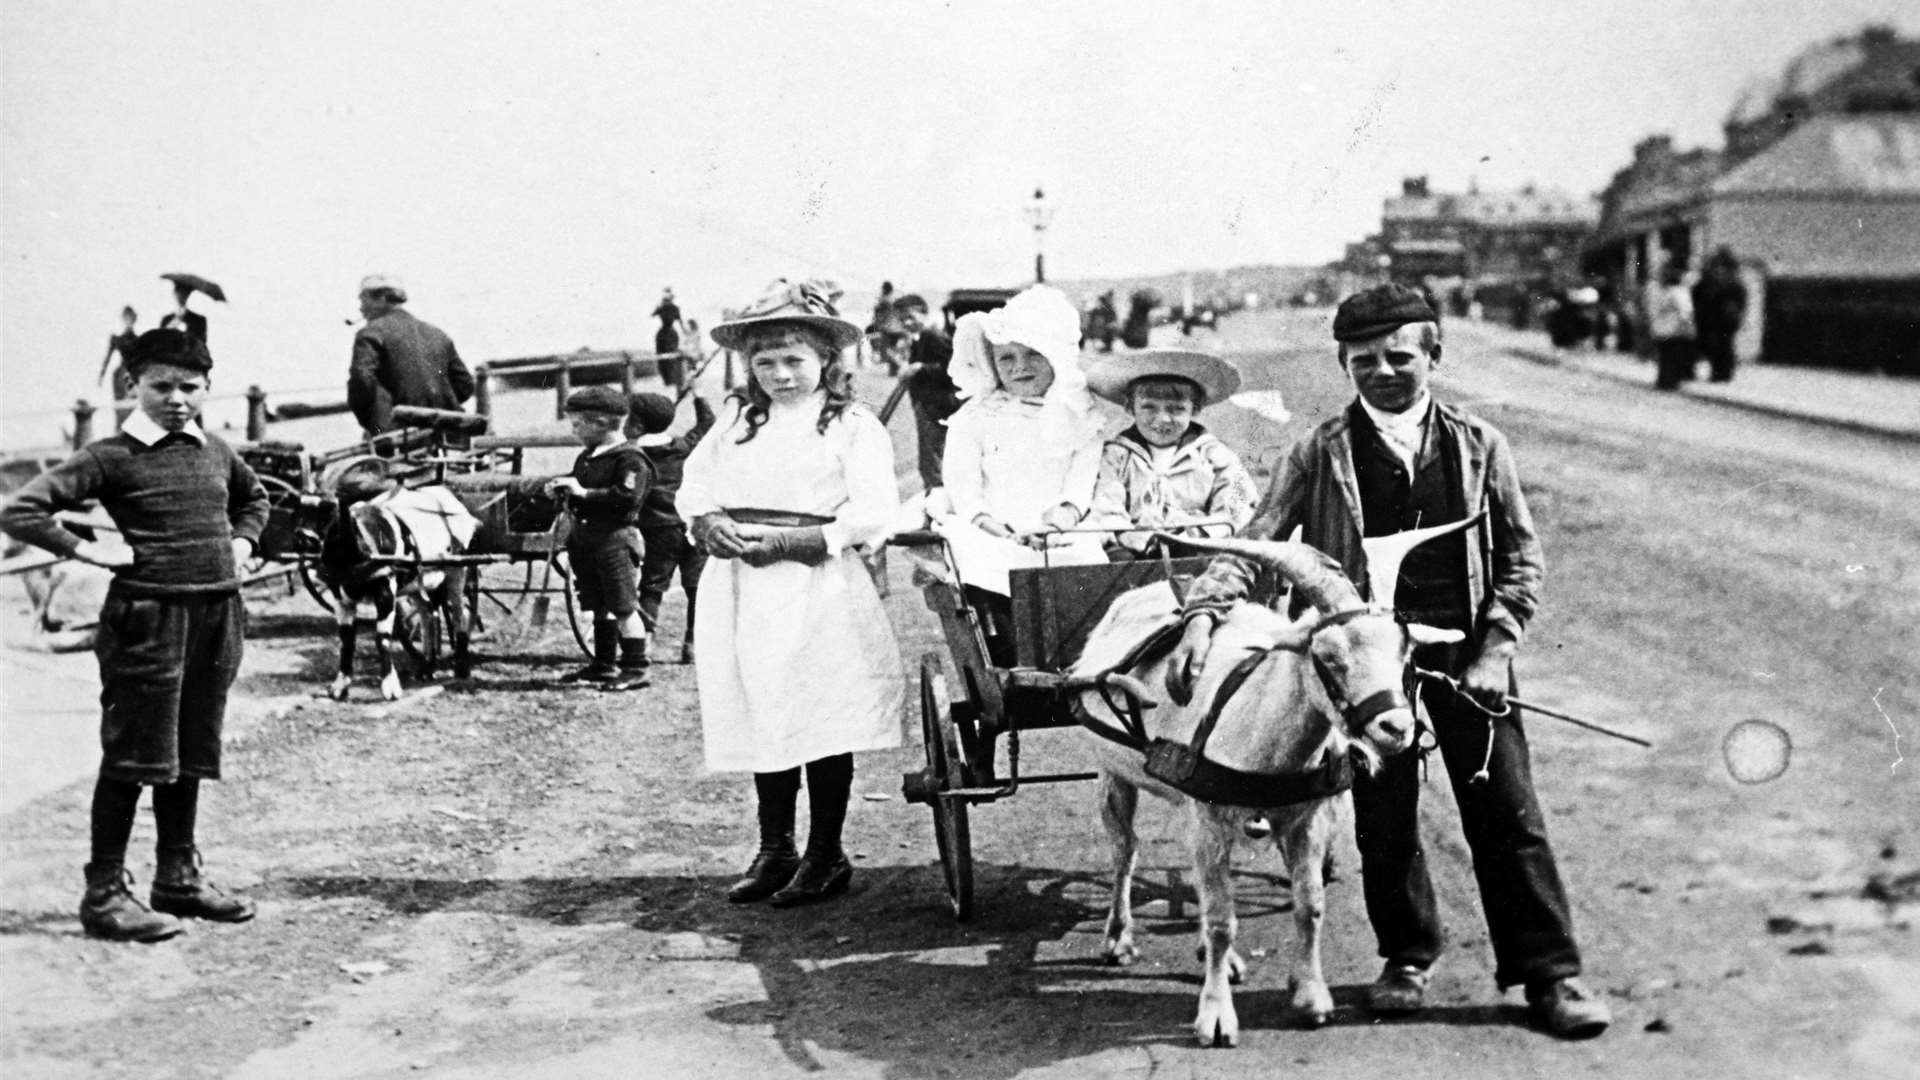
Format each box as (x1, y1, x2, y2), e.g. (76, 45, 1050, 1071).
(1585, 25, 1920, 374)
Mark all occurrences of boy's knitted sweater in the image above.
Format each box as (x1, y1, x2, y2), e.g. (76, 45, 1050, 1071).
(0, 431, 270, 596)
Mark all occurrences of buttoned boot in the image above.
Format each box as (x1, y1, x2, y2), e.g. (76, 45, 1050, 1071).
(770, 754, 855, 907)
(151, 846, 256, 923)
(728, 769, 801, 904)
(604, 635, 652, 692)
(81, 862, 184, 942)
(561, 623, 620, 683)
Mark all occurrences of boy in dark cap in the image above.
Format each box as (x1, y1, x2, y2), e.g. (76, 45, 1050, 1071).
(1164, 283, 1611, 1040)
(625, 391, 716, 664)
(2, 329, 269, 942)
(549, 385, 654, 690)
(893, 294, 959, 491)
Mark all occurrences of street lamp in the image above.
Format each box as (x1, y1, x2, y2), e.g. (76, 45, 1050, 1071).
(1025, 186, 1054, 284)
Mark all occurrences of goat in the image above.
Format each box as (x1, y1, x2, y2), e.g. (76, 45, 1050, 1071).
(317, 482, 477, 701)
(1070, 520, 1475, 1045)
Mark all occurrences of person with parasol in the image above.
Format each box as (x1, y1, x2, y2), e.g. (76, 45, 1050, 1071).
(159, 273, 223, 345)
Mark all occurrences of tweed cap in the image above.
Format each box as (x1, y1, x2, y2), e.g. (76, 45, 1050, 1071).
(626, 392, 676, 434)
(564, 385, 631, 416)
(126, 328, 212, 374)
(1331, 284, 1437, 342)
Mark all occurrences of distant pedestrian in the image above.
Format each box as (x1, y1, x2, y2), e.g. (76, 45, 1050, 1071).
(2, 328, 269, 942)
(1692, 248, 1749, 384)
(895, 293, 960, 492)
(626, 390, 717, 664)
(1648, 262, 1696, 391)
(160, 282, 208, 345)
(683, 278, 905, 908)
(347, 274, 474, 439)
(549, 386, 654, 692)
(653, 288, 690, 392)
(98, 306, 140, 400)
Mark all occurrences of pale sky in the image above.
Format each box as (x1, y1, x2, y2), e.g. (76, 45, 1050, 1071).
(2, 0, 1912, 440)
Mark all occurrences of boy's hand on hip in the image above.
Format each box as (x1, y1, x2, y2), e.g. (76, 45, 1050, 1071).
(72, 541, 134, 570)
(1164, 615, 1216, 706)
(231, 538, 258, 569)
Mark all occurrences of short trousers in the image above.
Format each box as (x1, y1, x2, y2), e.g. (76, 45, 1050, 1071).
(94, 588, 244, 784)
(568, 527, 642, 616)
(639, 523, 708, 600)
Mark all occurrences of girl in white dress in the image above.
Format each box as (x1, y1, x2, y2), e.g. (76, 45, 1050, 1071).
(939, 284, 1108, 661)
(681, 280, 907, 907)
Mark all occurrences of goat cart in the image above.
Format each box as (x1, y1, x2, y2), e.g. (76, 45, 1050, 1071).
(242, 406, 597, 673)
(890, 527, 1219, 920)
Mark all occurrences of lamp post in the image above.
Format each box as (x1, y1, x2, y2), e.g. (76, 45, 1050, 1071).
(1025, 186, 1053, 284)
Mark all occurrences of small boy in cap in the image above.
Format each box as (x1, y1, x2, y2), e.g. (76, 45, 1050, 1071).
(625, 390, 716, 663)
(2, 328, 270, 941)
(548, 385, 654, 690)
(1164, 283, 1611, 1039)
(1084, 348, 1259, 556)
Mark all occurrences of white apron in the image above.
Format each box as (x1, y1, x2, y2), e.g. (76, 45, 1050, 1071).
(680, 398, 908, 772)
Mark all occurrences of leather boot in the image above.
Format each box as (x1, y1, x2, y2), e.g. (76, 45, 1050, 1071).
(151, 847, 256, 923)
(768, 850, 853, 907)
(81, 862, 184, 942)
(727, 842, 800, 904)
(561, 623, 620, 683)
(603, 636, 652, 692)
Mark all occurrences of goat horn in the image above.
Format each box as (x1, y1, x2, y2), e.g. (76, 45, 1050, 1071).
(1359, 514, 1484, 613)
(1154, 534, 1360, 614)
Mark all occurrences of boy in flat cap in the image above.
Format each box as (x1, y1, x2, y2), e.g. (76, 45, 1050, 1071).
(1163, 283, 1611, 1039)
(549, 385, 654, 690)
(2, 329, 269, 942)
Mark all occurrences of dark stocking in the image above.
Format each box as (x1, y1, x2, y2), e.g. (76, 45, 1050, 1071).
(152, 778, 200, 853)
(89, 776, 143, 866)
(753, 768, 801, 853)
(802, 753, 854, 859)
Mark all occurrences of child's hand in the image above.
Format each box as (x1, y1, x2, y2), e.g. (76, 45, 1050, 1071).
(691, 513, 748, 558)
(1039, 503, 1082, 533)
(546, 477, 586, 499)
(972, 514, 1015, 539)
(72, 540, 134, 569)
(231, 538, 258, 570)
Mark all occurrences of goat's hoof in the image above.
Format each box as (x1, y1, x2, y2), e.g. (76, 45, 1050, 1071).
(327, 676, 352, 702)
(1102, 941, 1138, 967)
(1290, 979, 1334, 1026)
(1194, 1013, 1239, 1048)
(379, 676, 403, 701)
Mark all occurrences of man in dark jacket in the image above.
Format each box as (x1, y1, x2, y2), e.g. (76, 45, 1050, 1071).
(894, 294, 959, 491)
(1165, 284, 1611, 1041)
(348, 274, 474, 437)
(1691, 247, 1749, 384)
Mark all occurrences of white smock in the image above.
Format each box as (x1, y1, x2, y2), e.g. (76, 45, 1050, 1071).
(679, 396, 908, 772)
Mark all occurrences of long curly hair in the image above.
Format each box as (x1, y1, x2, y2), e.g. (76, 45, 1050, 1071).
(730, 323, 854, 443)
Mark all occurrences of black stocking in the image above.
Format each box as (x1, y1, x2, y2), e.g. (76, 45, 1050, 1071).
(89, 777, 143, 866)
(803, 753, 854, 859)
(152, 778, 200, 853)
(752, 768, 801, 852)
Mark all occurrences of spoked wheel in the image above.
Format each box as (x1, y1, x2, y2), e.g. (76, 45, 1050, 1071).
(919, 653, 974, 921)
(393, 592, 443, 675)
(555, 551, 592, 659)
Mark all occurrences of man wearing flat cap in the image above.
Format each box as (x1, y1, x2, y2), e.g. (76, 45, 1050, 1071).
(347, 274, 474, 440)
(1165, 283, 1612, 1040)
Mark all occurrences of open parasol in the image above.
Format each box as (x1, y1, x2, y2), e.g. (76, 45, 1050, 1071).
(160, 273, 227, 303)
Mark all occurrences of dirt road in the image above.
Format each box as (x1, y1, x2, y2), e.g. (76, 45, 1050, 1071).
(2, 310, 1914, 1079)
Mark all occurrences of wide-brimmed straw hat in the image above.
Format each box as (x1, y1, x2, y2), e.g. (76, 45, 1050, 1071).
(710, 278, 862, 353)
(1085, 349, 1241, 407)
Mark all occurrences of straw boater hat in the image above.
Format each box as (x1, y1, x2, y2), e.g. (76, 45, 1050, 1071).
(1085, 348, 1241, 407)
(709, 278, 863, 353)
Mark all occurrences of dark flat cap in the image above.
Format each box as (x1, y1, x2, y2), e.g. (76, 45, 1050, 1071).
(1332, 284, 1438, 342)
(626, 392, 676, 435)
(126, 328, 212, 374)
(564, 385, 630, 416)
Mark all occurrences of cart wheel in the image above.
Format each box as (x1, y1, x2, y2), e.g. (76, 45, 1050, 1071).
(556, 552, 592, 660)
(920, 653, 974, 921)
(296, 556, 336, 614)
(394, 592, 443, 675)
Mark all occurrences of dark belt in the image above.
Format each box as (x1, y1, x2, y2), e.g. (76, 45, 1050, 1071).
(726, 508, 836, 528)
